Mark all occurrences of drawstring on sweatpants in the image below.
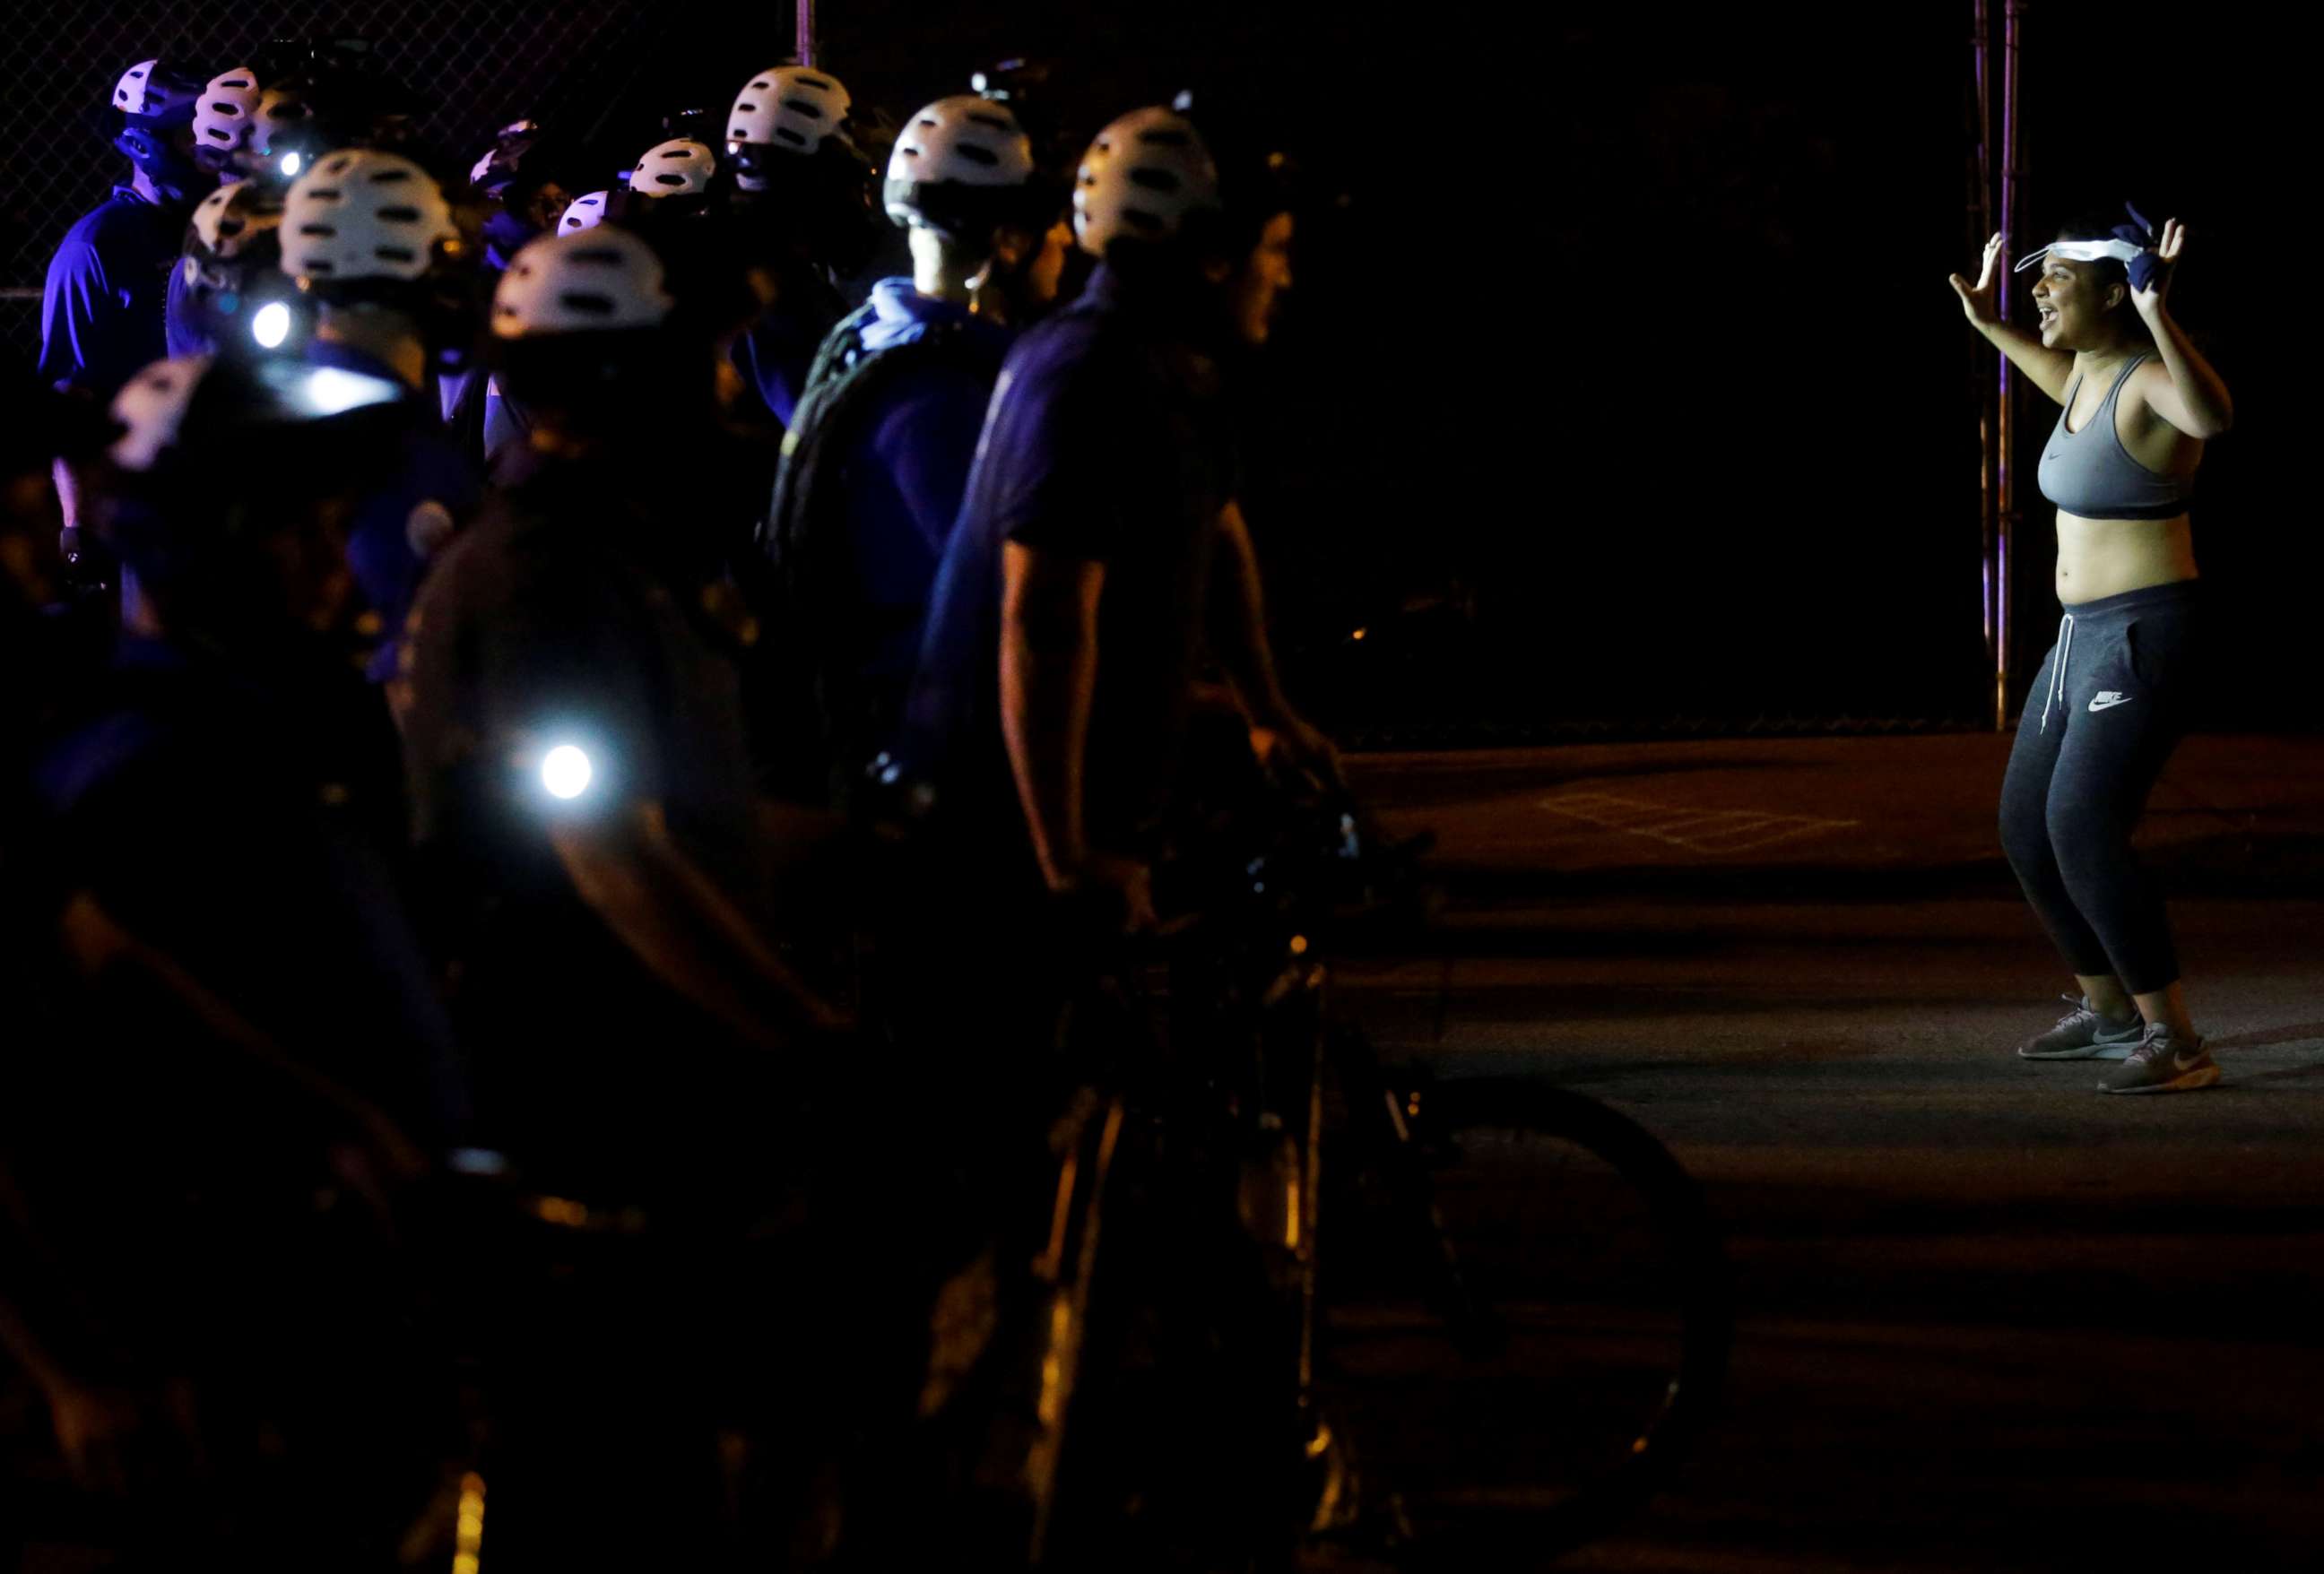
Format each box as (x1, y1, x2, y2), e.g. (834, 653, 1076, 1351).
(2040, 611, 2077, 732)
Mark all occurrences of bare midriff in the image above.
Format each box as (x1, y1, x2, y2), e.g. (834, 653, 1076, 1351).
(2053, 510, 2198, 603)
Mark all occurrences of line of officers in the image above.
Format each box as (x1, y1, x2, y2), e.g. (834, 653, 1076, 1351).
(2, 41, 1340, 1559)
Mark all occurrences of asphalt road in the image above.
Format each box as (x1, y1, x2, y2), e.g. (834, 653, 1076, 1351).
(1332, 732, 2324, 1573)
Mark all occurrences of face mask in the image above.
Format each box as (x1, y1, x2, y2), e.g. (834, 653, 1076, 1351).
(117, 117, 213, 205)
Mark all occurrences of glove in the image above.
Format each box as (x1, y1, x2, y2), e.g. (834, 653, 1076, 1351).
(2112, 201, 2168, 294)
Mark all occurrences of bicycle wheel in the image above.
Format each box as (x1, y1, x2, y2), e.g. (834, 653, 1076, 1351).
(1319, 1074, 1731, 1566)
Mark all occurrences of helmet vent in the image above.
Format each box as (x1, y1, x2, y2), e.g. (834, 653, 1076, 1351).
(954, 143, 1001, 167)
(775, 127, 807, 146)
(376, 205, 422, 222)
(967, 112, 1012, 132)
(1129, 168, 1182, 193)
(374, 246, 417, 264)
(556, 291, 619, 317)
(782, 97, 825, 119)
(1137, 127, 1192, 148)
(798, 75, 835, 91)
(299, 222, 336, 236)
(369, 168, 414, 184)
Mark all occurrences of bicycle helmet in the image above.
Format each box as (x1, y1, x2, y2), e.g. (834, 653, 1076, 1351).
(558, 190, 611, 234)
(113, 59, 198, 120)
(491, 227, 673, 337)
(178, 182, 292, 351)
(884, 95, 1036, 239)
(192, 66, 263, 152)
(280, 148, 459, 286)
(470, 117, 542, 190)
(112, 59, 210, 199)
(108, 355, 212, 473)
(630, 137, 716, 197)
(727, 65, 852, 189)
(188, 179, 283, 262)
(250, 83, 315, 160)
(1072, 106, 1219, 256)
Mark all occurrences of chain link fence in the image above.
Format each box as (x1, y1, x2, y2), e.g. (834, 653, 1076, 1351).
(0, 0, 734, 359)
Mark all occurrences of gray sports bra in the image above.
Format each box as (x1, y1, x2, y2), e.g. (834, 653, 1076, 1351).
(2036, 352, 2197, 521)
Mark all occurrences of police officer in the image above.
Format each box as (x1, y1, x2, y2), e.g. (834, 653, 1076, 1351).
(40, 60, 216, 394)
(762, 92, 1070, 800)
(400, 224, 841, 1200)
(11, 353, 464, 1554)
(276, 148, 484, 680)
(724, 64, 876, 429)
(41, 59, 219, 550)
(899, 105, 1332, 932)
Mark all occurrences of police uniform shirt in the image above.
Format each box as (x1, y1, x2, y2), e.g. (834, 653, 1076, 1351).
(39, 186, 181, 394)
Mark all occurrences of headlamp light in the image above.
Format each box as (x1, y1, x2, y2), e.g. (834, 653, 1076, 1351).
(542, 744, 594, 800)
(251, 299, 292, 348)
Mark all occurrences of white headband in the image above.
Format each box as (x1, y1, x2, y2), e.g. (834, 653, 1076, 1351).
(2013, 238, 2146, 273)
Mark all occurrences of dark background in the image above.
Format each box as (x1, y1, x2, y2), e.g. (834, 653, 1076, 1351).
(4, 2, 2307, 737)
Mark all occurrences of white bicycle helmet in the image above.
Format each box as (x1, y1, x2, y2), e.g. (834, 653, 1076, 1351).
(281, 149, 458, 285)
(491, 228, 672, 338)
(1072, 107, 1219, 256)
(113, 59, 197, 119)
(629, 137, 716, 196)
(250, 85, 313, 158)
(193, 67, 262, 151)
(470, 117, 542, 189)
(884, 95, 1034, 226)
(728, 65, 851, 186)
(109, 355, 212, 472)
(189, 179, 282, 260)
(558, 190, 610, 234)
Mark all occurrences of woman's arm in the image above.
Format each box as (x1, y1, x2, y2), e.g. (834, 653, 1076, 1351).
(1951, 232, 2074, 406)
(2131, 221, 2232, 438)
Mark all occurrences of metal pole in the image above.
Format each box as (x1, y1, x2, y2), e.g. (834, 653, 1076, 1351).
(1995, 0, 2024, 730)
(796, 0, 816, 66)
(1972, 1, 1996, 680)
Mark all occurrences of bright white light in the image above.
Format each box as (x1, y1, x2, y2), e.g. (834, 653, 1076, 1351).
(542, 744, 593, 800)
(251, 300, 291, 348)
(280, 151, 302, 177)
(300, 363, 397, 414)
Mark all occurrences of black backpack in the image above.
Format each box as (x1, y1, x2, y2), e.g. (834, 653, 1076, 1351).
(755, 302, 993, 802)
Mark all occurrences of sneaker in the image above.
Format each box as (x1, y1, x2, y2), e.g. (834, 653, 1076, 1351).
(2016, 993, 2147, 1060)
(2097, 1023, 2220, 1094)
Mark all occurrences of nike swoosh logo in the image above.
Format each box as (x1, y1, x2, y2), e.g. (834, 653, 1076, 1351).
(2172, 1050, 2205, 1071)
(2088, 696, 2133, 711)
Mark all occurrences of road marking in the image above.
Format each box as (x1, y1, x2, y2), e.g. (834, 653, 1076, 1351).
(1536, 791, 1859, 854)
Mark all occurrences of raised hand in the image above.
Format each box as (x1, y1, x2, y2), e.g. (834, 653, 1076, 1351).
(2131, 217, 2184, 316)
(1948, 232, 2007, 325)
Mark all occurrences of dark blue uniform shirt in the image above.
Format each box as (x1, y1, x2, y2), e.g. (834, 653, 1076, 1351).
(898, 263, 1235, 852)
(840, 277, 1013, 705)
(39, 186, 182, 394)
(304, 339, 483, 681)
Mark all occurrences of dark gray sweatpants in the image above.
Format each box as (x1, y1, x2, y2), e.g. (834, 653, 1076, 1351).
(1998, 580, 2201, 996)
